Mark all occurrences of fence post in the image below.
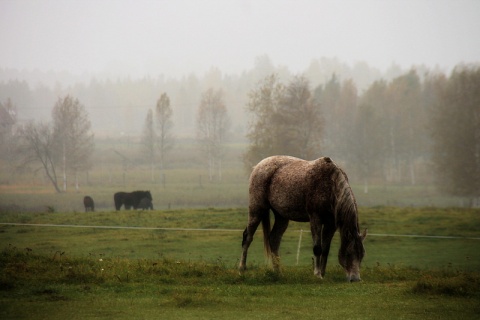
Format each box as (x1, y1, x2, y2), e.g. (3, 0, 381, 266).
(296, 229, 303, 265)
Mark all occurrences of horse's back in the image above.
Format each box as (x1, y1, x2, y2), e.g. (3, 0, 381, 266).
(114, 192, 126, 200)
(249, 156, 301, 203)
(251, 155, 333, 191)
(250, 156, 337, 221)
(250, 156, 302, 183)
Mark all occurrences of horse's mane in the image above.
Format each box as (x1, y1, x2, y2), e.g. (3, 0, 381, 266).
(330, 162, 359, 234)
(329, 162, 365, 267)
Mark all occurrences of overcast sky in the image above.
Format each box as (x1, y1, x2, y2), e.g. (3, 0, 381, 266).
(1, 0, 479, 79)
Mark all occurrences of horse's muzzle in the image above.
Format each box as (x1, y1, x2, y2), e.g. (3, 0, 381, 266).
(347, 274, 362, 282)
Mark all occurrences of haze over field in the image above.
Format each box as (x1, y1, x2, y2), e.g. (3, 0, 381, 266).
(1, 0, 480, 208)
(1, 0, 479, 81)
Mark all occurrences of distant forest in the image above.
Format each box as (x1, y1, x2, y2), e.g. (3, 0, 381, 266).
(0, 56, 443, 137)
(1, 56, 479, 203)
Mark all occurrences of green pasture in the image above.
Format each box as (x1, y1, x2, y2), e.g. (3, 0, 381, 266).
(0, 207, 479, 319)
(1, 115, 479, 319)
(0, 207, 479, 270)
(0, 181, 469, 214)
(1, 249, 479, 320)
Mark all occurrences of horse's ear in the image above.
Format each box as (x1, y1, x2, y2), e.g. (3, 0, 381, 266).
(360, 228, 367, 241)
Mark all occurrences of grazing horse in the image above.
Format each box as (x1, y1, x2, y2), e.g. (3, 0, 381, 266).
(114, 192, 127, 210)
(114, 191, 153, 210)
(83, 196, 95, 212)
(239, 156, 367, 282)
(138, 197, 153, 210)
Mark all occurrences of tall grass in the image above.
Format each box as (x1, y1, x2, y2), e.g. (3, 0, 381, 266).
(1, 246, 479, 320)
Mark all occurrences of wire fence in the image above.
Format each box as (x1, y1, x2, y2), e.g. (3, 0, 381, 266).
(2, 222, 480, 240)
(3, 222, 479, 267)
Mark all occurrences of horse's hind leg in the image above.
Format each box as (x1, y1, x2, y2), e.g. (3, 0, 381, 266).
(239, 209, 266, 273)
(269, 214, 289, 272)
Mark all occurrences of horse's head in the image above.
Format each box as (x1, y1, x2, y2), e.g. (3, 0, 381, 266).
(338, 228, 367, 282)
(146, 191, 153, 200)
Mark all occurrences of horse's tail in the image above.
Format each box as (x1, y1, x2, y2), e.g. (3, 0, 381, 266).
(261, 211, 272, 259)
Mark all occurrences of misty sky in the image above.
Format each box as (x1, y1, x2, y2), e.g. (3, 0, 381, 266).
(1, 0, 479, 79)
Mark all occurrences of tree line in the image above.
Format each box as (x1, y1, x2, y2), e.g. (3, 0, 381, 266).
(0, 87, 231, 191)
(243, 66, 480, 205)
(0, 56, 419, 137)
(1, 64, 479, 205)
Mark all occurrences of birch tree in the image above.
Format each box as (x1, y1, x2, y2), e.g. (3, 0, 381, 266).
(52, 95, 94, 192)
(156, 93, 174, 173)
(196, 88, 230, 181)
(141, 108, 156, 181)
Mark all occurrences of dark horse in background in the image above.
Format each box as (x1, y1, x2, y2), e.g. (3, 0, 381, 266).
(114, 191, 153, 210)
(83, 196, 94, 212)
(138, 197, 154, 210)
(239, 156, 367, 282)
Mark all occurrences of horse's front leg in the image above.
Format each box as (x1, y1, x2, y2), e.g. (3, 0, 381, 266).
(318, 223, 336, 278)
(311, 221, 336, 278)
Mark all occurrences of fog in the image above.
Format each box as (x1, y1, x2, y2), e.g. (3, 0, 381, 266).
(2, 0, 480, 209)
(0, 0, 480, 132)
(1, 0, 479, 79)
(1, 0, 480, 137)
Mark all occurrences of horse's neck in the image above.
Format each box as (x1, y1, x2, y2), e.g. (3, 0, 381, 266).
(337, 213, 360, 240)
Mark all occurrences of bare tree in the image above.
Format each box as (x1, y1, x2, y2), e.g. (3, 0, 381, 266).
(141, 93, 174, 184)
(0, 99, 18, 178)
(196, 88, 230, 181)
(141, 108, 156, 182)
(52, 95, 94, 192)
(156, 93, 174, 174)
(17, 122, 61, 193)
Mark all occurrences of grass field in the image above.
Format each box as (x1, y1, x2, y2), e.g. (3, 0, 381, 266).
(2, 122, 479, 318)
(1, 207, 479, 319)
